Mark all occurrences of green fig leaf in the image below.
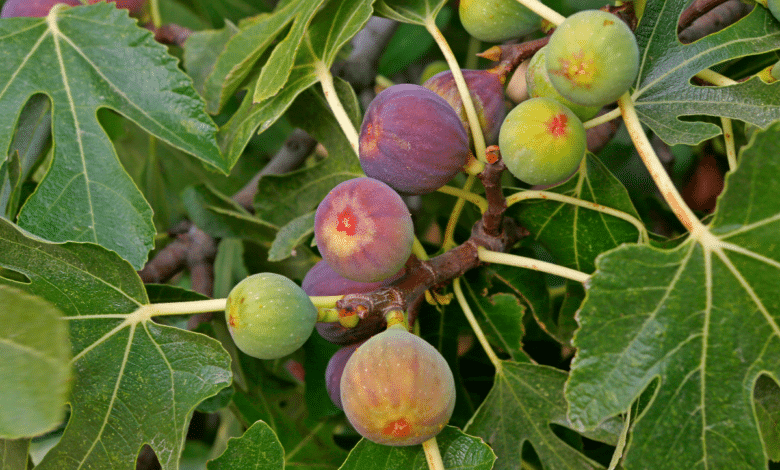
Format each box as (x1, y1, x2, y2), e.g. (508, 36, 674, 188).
(339, 426, 495, 470)
(566, 122, 780, 468)
(634, 0, 780, 144)
(0, 286, 71, 439)
(0, 3, 226, 269)
(207, 421, 284, 470)
(0, 218, 232, 470)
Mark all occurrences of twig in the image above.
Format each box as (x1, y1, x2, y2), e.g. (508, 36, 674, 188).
(677, 0, 731, 33)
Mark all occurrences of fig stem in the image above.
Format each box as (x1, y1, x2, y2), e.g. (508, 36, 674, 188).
(582, 108, 621, 130)
(424, 19, 487, 162)
(452, 277, 503, 370)
(478, 247, 591, 283)
(618, 93, 704, 234)
(506, 190, 649, 243)
(607, 406, 632, 470)
(150, 0, 163, 28)
(513, 0, 565, 26)
(145, 298, 227, 316)
(436, 185, 488, 213)
(314, 61, 360, 156)
(422, 437, 445, 470)
(693, 69, 738, 171)
(412, 237, 431, 261)
(721, 117, 736, 172)
(310, 295, 344, 309)
(442, 175, 478, 250)
(317, 308, 341, 323)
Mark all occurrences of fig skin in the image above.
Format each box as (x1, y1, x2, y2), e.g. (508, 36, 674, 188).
(459, 0, 540, 43)
(526, 47, 600, 122)
(1, 0, 144, 17)
(359, 84, 470, 196)
(226, 273, 318, 360)
(423, 68, 508, 146)
(302, 260, 404, 345)
(325, 342, 363, 410)
(499, 97, 587, 185)
(340, 328, 456, 446)
(314, 177, 414, 283)
(545, 10, 639, 107)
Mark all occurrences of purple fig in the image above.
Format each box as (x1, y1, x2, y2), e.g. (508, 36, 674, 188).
(359, 84, 470, 195)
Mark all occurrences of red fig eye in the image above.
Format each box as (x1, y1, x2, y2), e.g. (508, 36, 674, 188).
(336, 208, 358, 236)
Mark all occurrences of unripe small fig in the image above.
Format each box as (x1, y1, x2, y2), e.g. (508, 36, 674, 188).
(506, 60, 530, 104)
(340, 328, 456, 446)
(459, 0, 541, 43)
(226, 273, 317, 360)
(545, 10, 639, 107)
(359, 84, 470, 195)
(302, 260, 404, 345)
(526, 46, 600, 121)
(498, 97, 587, 185)
(314, 177, 414, 283)
(423, 68, 508, 146)
(419, 61, 449, 84)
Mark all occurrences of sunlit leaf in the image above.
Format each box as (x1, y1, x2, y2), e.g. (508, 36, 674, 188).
(0, 219, 231, 470)
(0, 3, 226, 269)
(633, 0, 780, 144)
(566, 123, 780, 468)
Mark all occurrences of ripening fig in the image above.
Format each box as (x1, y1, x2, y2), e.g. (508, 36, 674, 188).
(459, 0, 541, 43)
(340, 328, 456, 446)
(302, 260, 404, 345)
(526, 46, 600, 121)
(314, 178, 414, 283)
(325, 342, 363, 410)
(226, 273, 318, 360)
(359, 84, 470, 195)
(423, 68, 508, 146)
(545, 10, 639, 107)
(1, 0, 145, 17)
(499, 97, 587, 185)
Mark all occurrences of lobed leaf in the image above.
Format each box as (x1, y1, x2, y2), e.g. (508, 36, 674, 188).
(207, 420, 284, 470)
(566, 123, 780, 468)
(634, 0, 780, 144)
(465, 362, 608, 470)
(508, 154, 643, 274)
(0, 219, 231, 470)
(0, 3, 225, 269)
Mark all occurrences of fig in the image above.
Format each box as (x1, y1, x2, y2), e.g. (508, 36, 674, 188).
(459, 0, 541, 43)
(225, 273, 317, 360)
(340, 328, 456, 446)
(1, 0, 144, 17)
(423, 68, 507, 146)
(526, 46, 600, 121)
(314, 177, 414, 283)
(325, 342, 363, 410)
(498, 97, 587, 185)
(303, 260, 404, 345)
(359, 84, 470, 195)
(1, 0, 79, 17)
(545, 10, 639, 107)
